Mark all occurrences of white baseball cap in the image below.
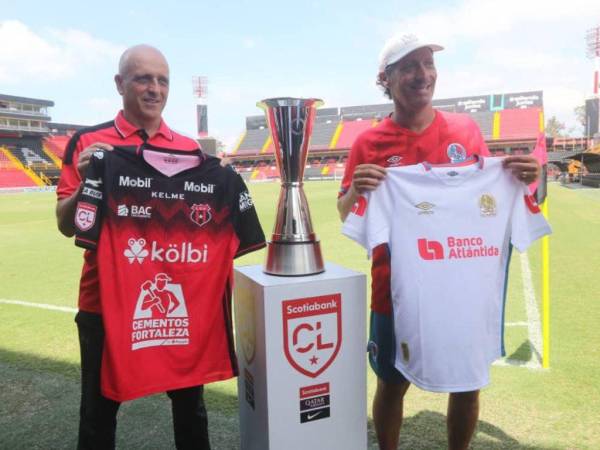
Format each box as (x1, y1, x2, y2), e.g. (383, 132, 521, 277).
(378, 34, 443, 72)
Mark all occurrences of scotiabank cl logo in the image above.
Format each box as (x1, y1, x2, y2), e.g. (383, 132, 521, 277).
(282, 294, 341, 378)
(418, 238, 444, 260)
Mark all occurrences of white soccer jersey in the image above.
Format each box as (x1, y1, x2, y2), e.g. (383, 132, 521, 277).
(342, 156, 551, 392)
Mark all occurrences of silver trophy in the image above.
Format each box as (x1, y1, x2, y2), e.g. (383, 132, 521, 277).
(258, 97, 325, 276)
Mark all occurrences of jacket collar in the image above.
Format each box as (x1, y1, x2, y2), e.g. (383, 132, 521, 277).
(114, 110, 174, 141)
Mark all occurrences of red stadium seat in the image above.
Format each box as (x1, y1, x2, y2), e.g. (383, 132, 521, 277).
(334, 120, 376, 150)
(0, 168, 38, 188)
(498, 108, 541, 140)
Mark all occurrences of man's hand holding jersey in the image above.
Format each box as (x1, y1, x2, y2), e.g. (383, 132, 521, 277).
(338, 163, 387, 221)
(56, 142, 114, 237)
(503, 154, 541, 185)
(77, 142, 114, 178)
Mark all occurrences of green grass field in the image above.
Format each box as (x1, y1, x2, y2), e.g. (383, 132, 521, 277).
(1, 182, 599, 449)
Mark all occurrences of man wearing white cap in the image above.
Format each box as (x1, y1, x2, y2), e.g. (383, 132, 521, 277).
(337, 34, 541, 450)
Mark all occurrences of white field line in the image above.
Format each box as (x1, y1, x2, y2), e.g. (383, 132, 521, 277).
(0, 298, 76, 313)
(519, 252, 544, 369)
(493, 358, 542, 369)
(494, 252, 544, 370)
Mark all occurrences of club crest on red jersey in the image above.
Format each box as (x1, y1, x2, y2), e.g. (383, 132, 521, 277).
(282, 294, 342, 378)
(524, 195, 541, 214)
(75, 202, 97, 231)
(447, 143, 467, 163)
(190, 203, 212, 227)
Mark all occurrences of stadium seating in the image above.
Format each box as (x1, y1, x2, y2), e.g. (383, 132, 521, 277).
(12, 146, 53, 167)
(470, 111, 495, 140)
(0, 169, 38, 188)
(498, 108, 542, 140)
(226, 94, 550, 184)
(334, 120, 376, 150)
(0, 150, 14, 170)
(309, 121, 339, 151)
(234, 129, 270, 156)
(44, 135, 70, 160)
(0, 150, 38, 188)
(249, 162, 279, 181)
(304, 166, 325, 179)
(320, 157, 339, 176)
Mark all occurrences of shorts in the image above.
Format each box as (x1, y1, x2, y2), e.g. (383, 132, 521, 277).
(367, 310, 408, 384)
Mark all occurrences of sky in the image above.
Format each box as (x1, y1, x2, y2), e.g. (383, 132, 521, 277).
(1, 0, 599, 149)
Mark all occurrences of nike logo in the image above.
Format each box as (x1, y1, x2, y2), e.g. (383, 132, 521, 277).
(300, 406, 330, 423)
(307, 411, 323, 420)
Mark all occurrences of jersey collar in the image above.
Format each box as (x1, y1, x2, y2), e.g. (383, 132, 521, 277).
(383, 109, 441, 137)
(421, 154, 485, 171)
(114, 110, 174, 142)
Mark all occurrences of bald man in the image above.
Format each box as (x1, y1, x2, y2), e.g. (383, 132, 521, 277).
(56, 45, 211, 449)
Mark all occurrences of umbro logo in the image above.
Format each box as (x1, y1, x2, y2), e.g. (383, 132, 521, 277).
(386, 155, 403, 167)
(415, 202, 435, 215)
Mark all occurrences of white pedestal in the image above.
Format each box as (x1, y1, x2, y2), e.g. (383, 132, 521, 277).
(233, 262, 367, 450)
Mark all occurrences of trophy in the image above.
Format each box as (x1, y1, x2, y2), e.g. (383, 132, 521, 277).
(258, 97, 325, 276)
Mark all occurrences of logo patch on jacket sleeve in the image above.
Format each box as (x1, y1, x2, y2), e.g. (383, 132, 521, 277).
(524, 195, 541, 214)
(75, 202, 97, 231)
(351, 196, 367, 217)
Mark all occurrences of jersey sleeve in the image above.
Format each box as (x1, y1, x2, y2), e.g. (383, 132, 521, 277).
(230, 173, 266, 257)
(56, 134, 84, 199)
(74, 151, 106, 250)
(341, 183, 392, 257)
(510, 183, 552, 252)
(338, 136, 365, 198)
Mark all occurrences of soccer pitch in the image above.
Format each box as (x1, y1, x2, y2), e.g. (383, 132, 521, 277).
(1, 182, 599, 449)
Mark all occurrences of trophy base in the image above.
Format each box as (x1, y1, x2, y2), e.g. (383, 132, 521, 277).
(263, 240, 325, 276)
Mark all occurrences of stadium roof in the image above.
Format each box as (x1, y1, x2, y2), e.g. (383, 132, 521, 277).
(567, 152, 600, 163)
(0, 94, 54, 107)
(48, 122, 86, 131)
(547, 151, 581, 163)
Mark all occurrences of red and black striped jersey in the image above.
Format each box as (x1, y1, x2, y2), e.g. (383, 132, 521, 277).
(74, 144, 265, 401)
